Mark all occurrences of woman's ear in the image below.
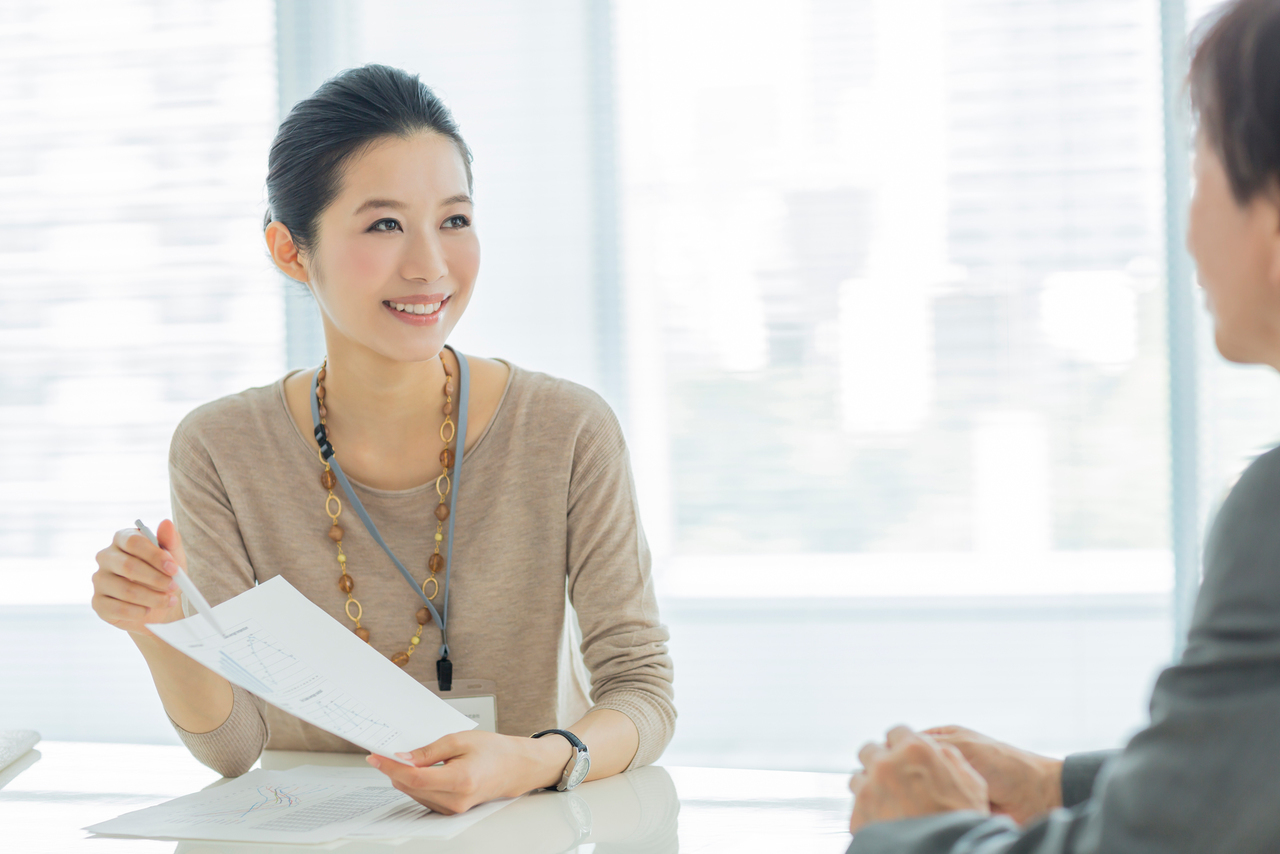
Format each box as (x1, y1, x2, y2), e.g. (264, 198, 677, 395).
(265, 221, 310, 284)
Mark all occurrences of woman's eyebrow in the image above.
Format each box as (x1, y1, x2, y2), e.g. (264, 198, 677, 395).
(353, 198, 408, 215)
(441, 193, 473, 207)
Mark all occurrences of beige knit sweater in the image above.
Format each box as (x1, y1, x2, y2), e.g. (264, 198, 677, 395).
(165, 361, 675, 777)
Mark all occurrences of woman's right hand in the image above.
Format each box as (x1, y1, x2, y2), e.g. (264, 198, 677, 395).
(92, 520, 189, 637)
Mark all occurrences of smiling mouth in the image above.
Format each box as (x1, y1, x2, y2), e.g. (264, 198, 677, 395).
(384, 297, 450, 316)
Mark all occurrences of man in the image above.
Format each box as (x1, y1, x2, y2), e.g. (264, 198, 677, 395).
(848, 1, 1280, 851)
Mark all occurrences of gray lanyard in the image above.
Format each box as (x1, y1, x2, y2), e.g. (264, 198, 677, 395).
(308, 345, 469, 690)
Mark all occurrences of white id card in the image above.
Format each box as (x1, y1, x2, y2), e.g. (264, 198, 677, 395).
(430, 679, 498, 733)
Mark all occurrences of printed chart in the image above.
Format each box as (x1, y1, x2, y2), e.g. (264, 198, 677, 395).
(86, 770, 411, 843)
(87, 766, 516, 844)
(213, 624, 400, 751)
(147, 577, 475, 758)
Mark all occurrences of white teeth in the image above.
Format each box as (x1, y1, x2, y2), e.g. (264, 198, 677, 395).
(389, 300, 445, 315)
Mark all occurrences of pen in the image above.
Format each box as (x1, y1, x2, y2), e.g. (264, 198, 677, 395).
(134, 519, 228, 638)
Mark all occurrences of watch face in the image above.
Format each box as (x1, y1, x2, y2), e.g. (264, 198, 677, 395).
(566, 751, 591, 789)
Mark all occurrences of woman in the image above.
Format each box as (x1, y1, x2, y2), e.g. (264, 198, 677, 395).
(90, 64, 675, 814)
(842, 1, 1280, 851)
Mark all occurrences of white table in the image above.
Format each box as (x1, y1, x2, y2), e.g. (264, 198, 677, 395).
(0, 742, 854, 853)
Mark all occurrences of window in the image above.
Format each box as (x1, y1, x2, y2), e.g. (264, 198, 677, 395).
(4, 0, 1275, 774)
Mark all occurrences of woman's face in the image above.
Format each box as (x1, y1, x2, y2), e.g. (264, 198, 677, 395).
(305, 132, 480, 364)
(1187, 133, 1280, 365)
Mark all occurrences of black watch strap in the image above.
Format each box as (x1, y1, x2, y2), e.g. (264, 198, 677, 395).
(531, 728, 587, 751)
(531, 729, 590, 791)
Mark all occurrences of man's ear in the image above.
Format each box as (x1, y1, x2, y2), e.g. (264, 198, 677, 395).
(265, 221, 310, 284)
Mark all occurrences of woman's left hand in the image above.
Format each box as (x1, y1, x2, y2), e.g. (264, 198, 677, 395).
(367, 730, 571, 815)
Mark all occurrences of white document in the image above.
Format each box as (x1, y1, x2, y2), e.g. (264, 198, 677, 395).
(85, 766, 513, 843)
(148, 576, 476, 760)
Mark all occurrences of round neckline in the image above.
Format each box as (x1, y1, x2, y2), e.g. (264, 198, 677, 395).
(275, 357, 517, 497)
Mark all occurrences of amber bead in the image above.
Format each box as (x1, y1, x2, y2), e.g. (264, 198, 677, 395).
(428, 553, 445, 573)
(440, 448, 455, 468)
(416, 607, 431, 625)
(338, 574, 354, 593)
(434, 503, 450, 522)
(354, 627, 370, 642)
(315, 384, 325, 399)
(391, 652, 410, 667)
(328, 524, 343, 541)
(317, 367, 326, 381)
(444, 380, 455, 397)
(443, 401, 453, 416)
(321, 470, 337, 490)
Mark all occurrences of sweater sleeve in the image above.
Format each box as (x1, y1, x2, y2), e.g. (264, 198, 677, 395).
(563, 405, 676, 770)
(166, 416, 268, 777)
(1060, 750, 1117, 808)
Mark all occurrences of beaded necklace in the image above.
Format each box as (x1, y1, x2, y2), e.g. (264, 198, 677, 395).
(313, 356, 458, 668)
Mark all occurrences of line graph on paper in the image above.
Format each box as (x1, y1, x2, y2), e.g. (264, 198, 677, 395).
(210, 620, 401, 750)
(185, 783, 344, 826)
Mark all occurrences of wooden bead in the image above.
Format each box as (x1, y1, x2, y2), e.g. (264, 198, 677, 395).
(434, 503, 450, 522)
(443, 401, 453, 415)
(328, 524, 343, 541)
(439, 448, 455, 468)
(318, 404, 327, 419)
(338, 574, 354, 593)
(321, 470, 337, 490)
(444, 380, 455, 397)
(428, 553, 445, 573)
(391, 652, 410, 667)
(417, 607, 431, 625)
(317, 367, 326, 381)
(354, 627, 370, 642)
(315, 384, 325, 399)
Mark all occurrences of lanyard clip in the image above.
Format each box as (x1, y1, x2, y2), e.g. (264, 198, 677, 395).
(436, 656, 453, 692)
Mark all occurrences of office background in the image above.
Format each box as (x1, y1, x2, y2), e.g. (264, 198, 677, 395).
(2, 0, 1274, 772)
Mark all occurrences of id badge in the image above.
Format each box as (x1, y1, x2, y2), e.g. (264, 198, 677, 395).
(429, 678, 498, 733)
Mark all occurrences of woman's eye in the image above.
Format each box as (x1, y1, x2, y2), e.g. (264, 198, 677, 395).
(369, 218, 401, 232)
(443, 214, 471, 229)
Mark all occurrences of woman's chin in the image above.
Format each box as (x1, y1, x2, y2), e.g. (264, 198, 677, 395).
(1213, 324, 1268, 366)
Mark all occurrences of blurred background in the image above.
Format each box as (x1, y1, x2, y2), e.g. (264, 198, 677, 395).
(3, 0, 1277, 772)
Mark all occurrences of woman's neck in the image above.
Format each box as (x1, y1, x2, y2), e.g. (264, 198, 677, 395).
(320, 336, 451, 454)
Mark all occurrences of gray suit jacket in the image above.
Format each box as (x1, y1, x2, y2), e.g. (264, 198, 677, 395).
(849, 444, 1280, 854)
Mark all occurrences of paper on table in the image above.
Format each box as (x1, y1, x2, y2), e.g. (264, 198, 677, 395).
(286, 767, 516, 839)
(85, 768, 411, 843)
(148, 576, 476, 760)
(85, 766, 515, 844)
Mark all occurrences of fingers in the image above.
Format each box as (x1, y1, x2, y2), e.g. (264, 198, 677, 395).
(113, 527, 172, 570)
(156, 519, 188, 569)
(849, 770, 868, 795)
(396, 734, 462, 768)
(116, 552, 178, 594)
(94, 566, 177, 611)
(857, 740, 888, 771)
(366, 753, 474, 815)
(91, 591, 151, 624)
(885, 725, 922, 749)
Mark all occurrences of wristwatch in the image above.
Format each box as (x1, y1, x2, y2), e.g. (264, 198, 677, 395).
(530, 729, 591, 792)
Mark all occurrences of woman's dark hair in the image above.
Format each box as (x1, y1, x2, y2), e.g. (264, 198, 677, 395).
(1190, 0, 1280, 203)
(264, 64, 472, 254)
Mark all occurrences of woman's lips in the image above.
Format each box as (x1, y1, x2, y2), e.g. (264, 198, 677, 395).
(384, 296, 450, 325)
